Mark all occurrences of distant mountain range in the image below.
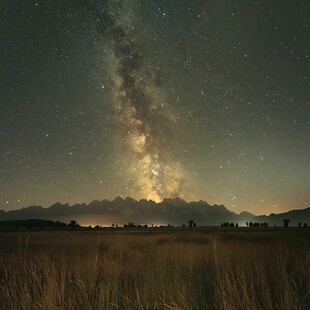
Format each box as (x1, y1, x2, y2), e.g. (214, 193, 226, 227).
(0, 197, 309, 226)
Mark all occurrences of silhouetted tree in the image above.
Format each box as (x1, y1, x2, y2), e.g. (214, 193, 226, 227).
(229, 223, 234, 227)
(303, 223, 308, 228)
(193, 222, 196, 228)
(249, 222, 253, 227)
(246, 222, 249, 227)
(70, 220, 78, 229)
(283, 219, 290, 228)
(298, 222, 302, 228)
(188, 220, 194, 228)
(235, 223, 238, 227)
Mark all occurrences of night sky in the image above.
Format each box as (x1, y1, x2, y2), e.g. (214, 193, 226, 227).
(1, 0, 309, 215)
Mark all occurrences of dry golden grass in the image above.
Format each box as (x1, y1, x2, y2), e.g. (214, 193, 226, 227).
(0, 229, 309, 309)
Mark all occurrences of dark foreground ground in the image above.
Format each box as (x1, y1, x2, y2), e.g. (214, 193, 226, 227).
(0, 228, 309, 309)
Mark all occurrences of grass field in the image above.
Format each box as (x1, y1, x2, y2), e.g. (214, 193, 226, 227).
(0, 228, 309, 309)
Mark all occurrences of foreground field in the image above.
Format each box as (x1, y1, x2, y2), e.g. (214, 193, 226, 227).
(0, 229, 309, 309)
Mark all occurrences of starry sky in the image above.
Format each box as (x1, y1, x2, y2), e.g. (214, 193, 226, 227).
(1, 0, 309, 215)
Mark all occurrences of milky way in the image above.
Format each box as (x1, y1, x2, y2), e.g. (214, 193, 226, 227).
(83, 0, 187, 201)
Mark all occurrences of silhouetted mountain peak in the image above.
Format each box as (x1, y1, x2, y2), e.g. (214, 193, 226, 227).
(162, 197, 187, 206)
(0, 197, 309, 226)
(125, 197, 137, 204)
(113, 196, 125, 203)
(49, 202, 69, 209)
(239, 211, 255, 217)
(88, 200, 105, 207)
